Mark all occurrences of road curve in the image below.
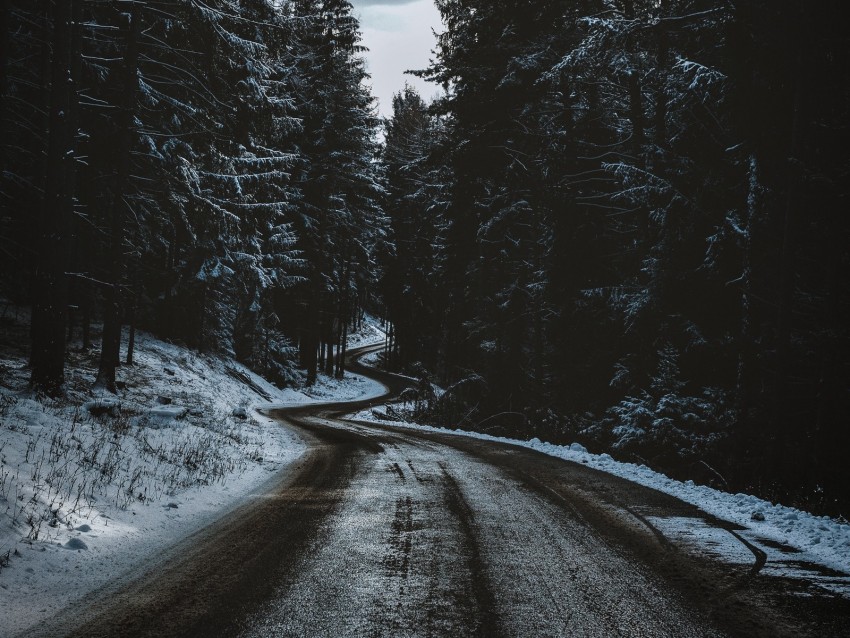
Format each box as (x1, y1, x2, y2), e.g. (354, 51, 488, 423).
(28, 345, 850, 637)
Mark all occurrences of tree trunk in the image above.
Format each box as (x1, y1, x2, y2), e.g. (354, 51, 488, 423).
(303, 286, 320, 385)
(126, 269, 137, 365)
(735, 154, 758, 435)
(337, 317, 348, 378)
(67, 288, 77, 344)
(387, 321, 395, 370)
(96, 3, 141, 391)
(81, 287, 91, 350)
(305, 306, 319, 386)
(336, 255, 352, 378)
(772, 48, 804, 468)
(30, 0, 76, 395)
(0, 0, 8, 138)
(324, 326, 335, 376)
(384, 319, 390, 366)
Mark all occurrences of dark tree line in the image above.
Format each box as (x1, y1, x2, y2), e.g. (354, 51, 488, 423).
(4, 0, 849, 516)
(1, 1, 381, 392)
(379, 0, 850, 515)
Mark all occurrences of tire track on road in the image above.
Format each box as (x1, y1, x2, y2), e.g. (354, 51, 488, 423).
(438, 462, 501, 638)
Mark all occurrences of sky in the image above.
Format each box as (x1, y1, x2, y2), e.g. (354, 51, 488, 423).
(350, 0, 443, 119)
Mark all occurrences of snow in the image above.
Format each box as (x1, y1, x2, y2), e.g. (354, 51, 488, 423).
(352, 407, 850, 594)
(359, 348, 382, 367)
(346, 313, 387, 349)
(0, 314, 388, 636)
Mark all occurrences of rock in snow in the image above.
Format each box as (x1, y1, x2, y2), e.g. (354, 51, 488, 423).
(83, 398, 121, 417)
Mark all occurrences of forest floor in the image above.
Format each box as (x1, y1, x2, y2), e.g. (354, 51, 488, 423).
(0, 306, 385, 636)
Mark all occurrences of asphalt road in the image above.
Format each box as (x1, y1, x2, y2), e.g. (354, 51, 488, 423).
(34, 345, 850, 637)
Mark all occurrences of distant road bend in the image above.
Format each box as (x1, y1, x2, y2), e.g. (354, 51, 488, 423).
(32, 345, 850, 638)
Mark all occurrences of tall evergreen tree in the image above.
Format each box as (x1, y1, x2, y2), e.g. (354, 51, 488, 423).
(287, 0, 381, 384)
(380, 85, 442, 370)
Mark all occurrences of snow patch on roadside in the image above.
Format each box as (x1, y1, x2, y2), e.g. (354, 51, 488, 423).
(346, 313, 386, 349)
(259, 370, 386, 410)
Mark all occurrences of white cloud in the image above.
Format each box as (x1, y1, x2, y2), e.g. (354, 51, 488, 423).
(351, 0, 443, 118)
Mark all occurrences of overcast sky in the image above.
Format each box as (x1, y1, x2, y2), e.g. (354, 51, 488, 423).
(350, 0, 443, 119)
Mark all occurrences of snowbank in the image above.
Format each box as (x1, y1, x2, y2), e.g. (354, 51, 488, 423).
(258, 369, 386, 411)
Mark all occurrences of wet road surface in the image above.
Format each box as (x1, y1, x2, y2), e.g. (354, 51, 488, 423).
(33, 345, 850, 637)
(237, 415, 718, 638)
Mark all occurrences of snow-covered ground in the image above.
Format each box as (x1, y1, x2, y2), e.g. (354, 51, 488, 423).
(353, 406, 850, 597)
(0, 314, 386, 636)
(346, 313, 388, 350)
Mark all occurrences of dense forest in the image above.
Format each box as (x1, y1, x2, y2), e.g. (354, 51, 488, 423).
(378, 0, 850, 516)
(2, 1, 849, 517)
(1, 0, 381, 393)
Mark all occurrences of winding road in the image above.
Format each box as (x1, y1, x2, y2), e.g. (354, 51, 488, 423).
(29, 345, 850, 637)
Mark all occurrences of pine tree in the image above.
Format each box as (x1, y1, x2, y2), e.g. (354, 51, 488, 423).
(288, 0, 382, 384)
(380, 85, 442, 370)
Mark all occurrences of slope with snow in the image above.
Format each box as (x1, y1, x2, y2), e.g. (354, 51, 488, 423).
(0, 314, 386, 637)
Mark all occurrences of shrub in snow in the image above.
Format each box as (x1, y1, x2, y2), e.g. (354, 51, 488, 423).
(414, 373, 487, 429)
(64, 538, 88, 551)
(603, 344, 732, 471)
